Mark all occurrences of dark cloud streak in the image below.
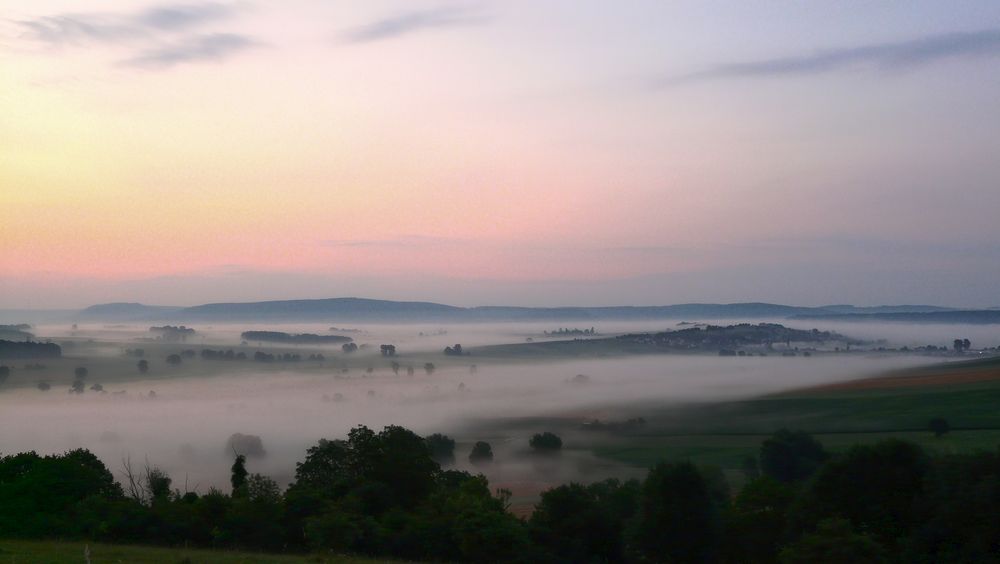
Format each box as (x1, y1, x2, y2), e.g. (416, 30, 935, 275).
(341, 6, 485, 44)
(121, 33, 258, 68)
(137, 3, 236, 31)
(18, 2, 238, 45)
(657, 29, 1000, 86)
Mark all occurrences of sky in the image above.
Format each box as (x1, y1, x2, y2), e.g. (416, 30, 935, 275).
(2, 1, 1000, 309)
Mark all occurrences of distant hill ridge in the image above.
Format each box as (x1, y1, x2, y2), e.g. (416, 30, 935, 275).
(72, 298, 997, 323)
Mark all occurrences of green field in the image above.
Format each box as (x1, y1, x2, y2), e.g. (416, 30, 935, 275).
(575, 357, 1000, 478)
(0, 540, 386, 564)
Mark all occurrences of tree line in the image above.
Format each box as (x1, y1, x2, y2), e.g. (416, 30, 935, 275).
(2, 426, 1000, 562)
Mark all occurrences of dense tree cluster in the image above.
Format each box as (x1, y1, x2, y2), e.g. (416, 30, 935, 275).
(200, 349, 248, 361)
(0, 340, 62, 359)
(241, 331, 352, 344)
(149, 325, 195, 342)
(5, 427, 1000, 562)
(545, 327, 597, 336)
(252, 351, 303, 363)
(953, 338, 972, 352)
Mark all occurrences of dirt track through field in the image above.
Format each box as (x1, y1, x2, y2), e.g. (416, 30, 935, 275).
(798, 358, 1000, 393)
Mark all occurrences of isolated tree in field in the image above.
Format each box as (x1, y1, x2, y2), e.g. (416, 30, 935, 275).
(760, 429, 828, 483)
(165, 353, 182, 365)
(36, 381, 50, 391)
(231, 454, 249, 496)
(390, 361, 400, 375)
(424, 362, 435, 375)
(469, 441, 494, 464)
(137, 359, 149, 374)
(69, 378, 85, 394)
(530, 432, 564, 452)
(74, 366, 88, 380)
(226, 433, 266, 458)
(929, 417, 951, 438)
(953, 339, 972, 352)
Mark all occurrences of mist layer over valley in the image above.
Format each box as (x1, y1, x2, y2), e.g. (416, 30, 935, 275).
(1, 318, 979, 498)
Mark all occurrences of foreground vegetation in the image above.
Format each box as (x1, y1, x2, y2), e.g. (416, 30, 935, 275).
(0, 539, 381, 564)
(6, 422, 1000, 562)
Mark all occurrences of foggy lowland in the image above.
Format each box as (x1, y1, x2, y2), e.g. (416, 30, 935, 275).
(2, 2, 1000, 563)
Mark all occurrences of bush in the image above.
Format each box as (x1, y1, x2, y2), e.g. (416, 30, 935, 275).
(425, 433, 456, 463)
(760, 429, 828, 483)
(469, 441, 493, 465)
(929, 417, 950, 437)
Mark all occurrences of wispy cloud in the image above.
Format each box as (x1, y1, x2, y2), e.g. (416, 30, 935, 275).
(18, 15, 144, 45)
(136, 3, 236, 31)
(18, 2, 238, 45)
(656, 29, 1000, 87)
(121, 33, 258, 68)
(340, 5, 485, 44)
(16, 2, 253, 71)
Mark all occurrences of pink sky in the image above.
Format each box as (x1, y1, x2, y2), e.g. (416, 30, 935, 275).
(3, 1, 1000, 308)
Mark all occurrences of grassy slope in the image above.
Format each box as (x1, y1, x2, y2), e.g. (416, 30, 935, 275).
(0, 539, 385, 564)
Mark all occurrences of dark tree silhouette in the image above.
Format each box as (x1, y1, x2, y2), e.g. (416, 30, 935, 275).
(469, 441, 494, 464)
(165, 354, 182, 365)
(231, 454, 248, 496)
(631, 461, 722, 563)
(760, 429, 828, 483)
(530, 432, 564, 452)
(425, 433, 456, 463)
(929, 417, 951, 438)
(74, 366, 88, 380)
(137, 359, 149, 374)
